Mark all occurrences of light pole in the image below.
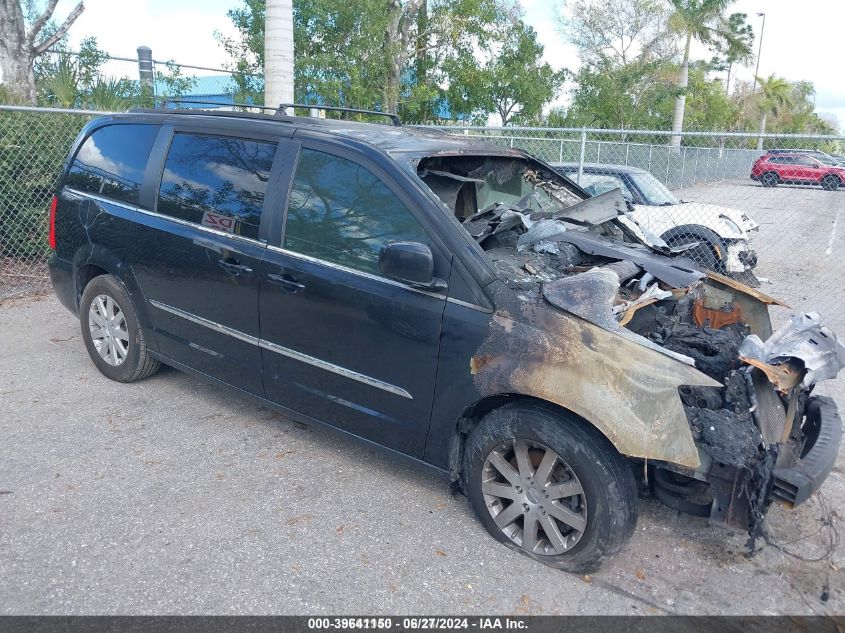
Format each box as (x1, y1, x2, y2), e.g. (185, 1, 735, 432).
(752, 12, 766, 93)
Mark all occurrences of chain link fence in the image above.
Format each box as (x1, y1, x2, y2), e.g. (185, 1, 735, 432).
(1, 107, 843, 337)
(0, 106, 95, 299)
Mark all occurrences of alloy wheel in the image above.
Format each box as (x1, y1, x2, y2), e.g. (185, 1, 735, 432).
(481, 438, 587, 555)
(88, 294, 129, 366)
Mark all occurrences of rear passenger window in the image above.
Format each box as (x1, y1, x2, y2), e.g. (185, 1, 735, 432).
(283, 148, 429, 275)
(66, 124, 158, 205)
(156, 133, 276, 241)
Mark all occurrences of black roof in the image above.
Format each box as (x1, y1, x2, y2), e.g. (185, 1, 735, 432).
(123, 107, 521, 159)
(551, 162, 649, 175)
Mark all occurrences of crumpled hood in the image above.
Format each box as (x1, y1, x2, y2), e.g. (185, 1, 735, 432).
(631, 202, 758, 240)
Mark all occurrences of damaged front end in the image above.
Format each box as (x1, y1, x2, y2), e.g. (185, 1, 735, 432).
(418, 154, 844, 544)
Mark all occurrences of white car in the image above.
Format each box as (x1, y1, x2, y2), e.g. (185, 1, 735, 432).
(553, 163, 759, 281)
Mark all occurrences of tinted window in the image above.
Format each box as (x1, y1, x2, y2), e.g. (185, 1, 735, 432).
(156, 133, 276, 241)
(284, 148, 430, 275)
(66, 124, 158, 205)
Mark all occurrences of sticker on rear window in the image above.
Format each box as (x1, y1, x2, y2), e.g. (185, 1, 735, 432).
(201, 211, 236, 234)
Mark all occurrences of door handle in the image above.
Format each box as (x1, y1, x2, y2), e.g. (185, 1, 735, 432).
(267, 272, 306, 292)
(218, 258, 253, 276)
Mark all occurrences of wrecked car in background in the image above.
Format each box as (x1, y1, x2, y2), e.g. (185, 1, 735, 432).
(552, 162, 759, 285)
(50, 110, 844, 574)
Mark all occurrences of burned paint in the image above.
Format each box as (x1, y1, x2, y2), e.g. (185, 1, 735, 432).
(471, 286, 718, 470)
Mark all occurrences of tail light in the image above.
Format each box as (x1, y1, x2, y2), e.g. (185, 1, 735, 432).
(48, 195, 58, 250)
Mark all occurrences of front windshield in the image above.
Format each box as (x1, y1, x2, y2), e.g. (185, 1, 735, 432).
(629, 173, 680, 206)
(564, 172, 634, 202)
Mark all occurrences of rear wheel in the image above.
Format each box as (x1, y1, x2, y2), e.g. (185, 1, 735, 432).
(80, 274, 160, 382)
(821, 175, 840, 191)
(463, 402, 638, 573)
(760, 172, 779, 187)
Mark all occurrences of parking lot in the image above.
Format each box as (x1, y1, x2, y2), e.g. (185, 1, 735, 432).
(1, 180, 843, 615)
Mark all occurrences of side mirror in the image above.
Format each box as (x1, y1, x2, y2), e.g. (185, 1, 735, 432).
(379, 241, 447, 291)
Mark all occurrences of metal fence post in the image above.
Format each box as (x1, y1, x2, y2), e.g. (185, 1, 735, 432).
(647, 145, 653, 171)
(577, 130, 587, 185)
(137, 46, 154, 104)
(559, 139, 564, 163)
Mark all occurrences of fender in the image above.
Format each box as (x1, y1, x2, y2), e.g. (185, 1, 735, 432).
(71, 242, 155, 344)
(662, 224, 727, 253)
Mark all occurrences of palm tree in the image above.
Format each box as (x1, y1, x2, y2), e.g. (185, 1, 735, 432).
(754, 74, 793, 150)
(265, 0, 295, 109)
(668, 0, 750, 149)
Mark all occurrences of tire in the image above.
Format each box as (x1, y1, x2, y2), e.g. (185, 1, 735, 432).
(462, 402, 638, 573)
(760, 172, 779, 187)
(662, 226, 724, 273)
(821, 175, 840, 191)
(80, 274, 160, 382)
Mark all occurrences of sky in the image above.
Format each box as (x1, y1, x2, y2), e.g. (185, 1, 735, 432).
(51, 0, 845, 128)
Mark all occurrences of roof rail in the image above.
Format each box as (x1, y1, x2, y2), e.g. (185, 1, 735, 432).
(159, 99, 278, 112)
(276, 103, 402, 127)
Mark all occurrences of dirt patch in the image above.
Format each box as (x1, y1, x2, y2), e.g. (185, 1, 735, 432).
(0, 258, 50, 301)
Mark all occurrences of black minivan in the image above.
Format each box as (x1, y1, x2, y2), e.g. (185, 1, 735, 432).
(49, 106, 843, 572)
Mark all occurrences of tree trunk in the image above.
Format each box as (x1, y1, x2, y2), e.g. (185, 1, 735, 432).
(725, 61, 732, 96)
(756, 112, 767, 151)
(265, 0, 295, 109)
(0, 0, 35, 102)
(669, 33, 693, 150)
(384, 2, 404, 114)
(0, 0, 85, 104)
(383, 0, 424, 114)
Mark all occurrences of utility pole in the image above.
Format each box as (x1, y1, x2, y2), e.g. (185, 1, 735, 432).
(265, 0, 294, 110)
(752, 12, 766, 93)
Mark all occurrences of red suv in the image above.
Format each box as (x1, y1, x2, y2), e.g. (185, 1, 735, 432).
(751, 153, 845, 190)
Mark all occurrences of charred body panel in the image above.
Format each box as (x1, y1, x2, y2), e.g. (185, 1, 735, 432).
(470, 285, 717, 469)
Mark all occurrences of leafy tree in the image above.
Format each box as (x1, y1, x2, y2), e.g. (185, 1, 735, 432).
(707, 12, 754, 95)
(154, 61, 199, 105)
(216, 0, 540, 121)
(446, 23, 565, 125)
(34, 36, 140, 110)
(215, 0, 266, 102)
(667, 0, 751, 147)
(754, 73, 793, 145)
(562, 0, 675, 67)
(560, 60, 671, 130)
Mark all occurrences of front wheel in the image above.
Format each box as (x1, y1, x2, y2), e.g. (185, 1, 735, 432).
(821, 175, 840, 191)
(760, 172, 779, 187)
(662, 226, 725, 273)
(463, 402, 638, 573)
(80, 274, 160, 382)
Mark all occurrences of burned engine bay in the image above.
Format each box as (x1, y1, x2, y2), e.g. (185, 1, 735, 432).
(419, 154, 845, 545)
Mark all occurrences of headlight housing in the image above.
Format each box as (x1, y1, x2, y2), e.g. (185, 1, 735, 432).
(719, 214, 743, 236)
